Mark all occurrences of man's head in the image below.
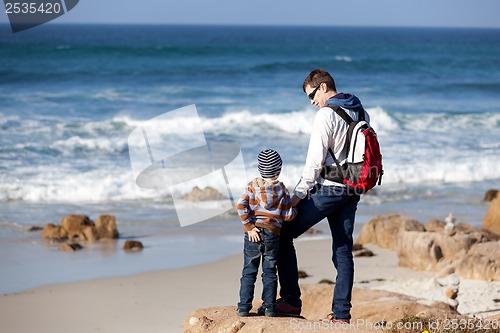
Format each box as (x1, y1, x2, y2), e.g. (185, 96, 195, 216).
(257, 149, 282, 179)
(303, 69, 337, 108)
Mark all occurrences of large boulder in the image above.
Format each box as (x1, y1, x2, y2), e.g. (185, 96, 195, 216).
(483, 196, 500, 236)
(395, 231, 475, 271)
(454, 241, 500, 281)
(96, 215, 119, 239)
(356, 215, 425, 250)
(183, 285, 451, 333)
(61, 214, 95, 240)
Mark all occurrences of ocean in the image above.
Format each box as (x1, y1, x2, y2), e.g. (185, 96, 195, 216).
(1, 24, 499, 294)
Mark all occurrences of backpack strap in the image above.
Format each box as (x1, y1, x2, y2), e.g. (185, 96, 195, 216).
(326, 104, 354, 125)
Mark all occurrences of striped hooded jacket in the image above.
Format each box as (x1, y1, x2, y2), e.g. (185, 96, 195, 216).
(236, 178, 297, 235)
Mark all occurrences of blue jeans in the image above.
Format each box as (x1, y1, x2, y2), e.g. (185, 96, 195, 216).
(238, 227, 280, 311)
(278, 184, 360, 319)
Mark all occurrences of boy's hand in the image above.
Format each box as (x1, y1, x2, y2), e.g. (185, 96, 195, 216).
(247, 228, 261, 242)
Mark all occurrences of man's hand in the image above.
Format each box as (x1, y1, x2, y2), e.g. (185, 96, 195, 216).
(247, 227, 261, 242)
(291, 195, 302, 207)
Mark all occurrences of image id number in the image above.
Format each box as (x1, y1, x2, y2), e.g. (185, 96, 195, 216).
(5, 2, 62, 14)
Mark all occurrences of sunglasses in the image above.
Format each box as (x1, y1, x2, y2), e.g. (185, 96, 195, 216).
(308, 83, 322, 100)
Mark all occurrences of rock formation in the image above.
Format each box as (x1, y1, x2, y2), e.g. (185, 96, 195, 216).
(356, 214, 425, 250)
(483, 195, 500, 236)
(358, 214, 500, 281)
(183, 285, 452, 333)
(41, 214, 119, 243)
(182, 186, 227, 201)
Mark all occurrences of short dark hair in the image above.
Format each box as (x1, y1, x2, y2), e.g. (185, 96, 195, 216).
(302, 68, 336, 93)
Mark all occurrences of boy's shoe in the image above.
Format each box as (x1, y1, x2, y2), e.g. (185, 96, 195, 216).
(236, 308, 250, 317)
(257, 305, 276, 317)
(274, 298, 301, 316)
(328, 313, 350, 323)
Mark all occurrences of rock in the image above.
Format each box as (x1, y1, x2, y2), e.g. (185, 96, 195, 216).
(478, 228, 500, 242)
(96, 215, 119, 239)
(354, 249, 374, 257)
(483, 196, 500, 236)
(352, 243, 364, 251)
(425, 219, 445, 232)
(318, 279, 334, 285)
(226, 320, 245, 333)
(484, 189, 499, 201)
(41, 224, 68, 242)
(58, 242, 83, 252)
(454, 241, 500, 281)
(28, 225, 43, 232)
(445, 288, 458, 299)
(298, 270, 309, 278)
(444, 213, 456, 236)
(357, 214, 425, 250)
(188, 317, 199, 326)
(123, 240, 144, 251)
(455, 222, 477, 234)
(395, 231, 474, 271)
(182, 186, 226, 201)
(82, 225, 99, 242)
(183, 286, 452, 333)
(61, 214, 94, 240)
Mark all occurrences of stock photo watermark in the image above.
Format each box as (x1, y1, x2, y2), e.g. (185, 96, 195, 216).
(3, 0, 79, 32)
(128, 104, 248, 227)
(289, 318, 500, 331)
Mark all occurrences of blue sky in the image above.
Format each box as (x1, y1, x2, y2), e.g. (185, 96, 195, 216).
(2, 0, 500, 28)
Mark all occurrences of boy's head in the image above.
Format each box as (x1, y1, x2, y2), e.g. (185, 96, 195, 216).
(257, 149, 282, 179)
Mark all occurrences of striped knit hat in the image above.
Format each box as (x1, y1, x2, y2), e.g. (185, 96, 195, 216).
(257, 149, 282, 179)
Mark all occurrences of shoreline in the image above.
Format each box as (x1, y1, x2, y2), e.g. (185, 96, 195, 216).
(1, 239, 499, 333)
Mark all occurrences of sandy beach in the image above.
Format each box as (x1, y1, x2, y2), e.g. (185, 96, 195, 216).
(1, 237, 499, 333)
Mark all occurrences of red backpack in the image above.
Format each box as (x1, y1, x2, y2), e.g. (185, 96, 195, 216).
(320, 104, 383, 195)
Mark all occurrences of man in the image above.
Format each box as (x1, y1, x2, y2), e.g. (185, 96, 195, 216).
(276, 68, 369, 322)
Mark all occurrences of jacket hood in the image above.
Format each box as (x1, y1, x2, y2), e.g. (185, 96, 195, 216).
(250, 178, 284, 210)
(326, 93, 364, 112)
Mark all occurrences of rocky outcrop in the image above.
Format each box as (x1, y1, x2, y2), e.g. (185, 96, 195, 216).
(395, 231, 474, 271)
(483, 195, 500, 236)
(96, 215, 119, 239)
(41, 214, 119, 243)
(61, 214, 94, 239)
(454, 241, 500, 281)
(356, 214, 425, 250)
(182, 186, 227, 201)
(358, 214, 500, 281)
(183, 285, 451, 333)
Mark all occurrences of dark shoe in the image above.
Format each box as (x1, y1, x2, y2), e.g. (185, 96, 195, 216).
(274, 298, 301, 316)
(237, 308, 250, 317)
(257, 305, 276, 317)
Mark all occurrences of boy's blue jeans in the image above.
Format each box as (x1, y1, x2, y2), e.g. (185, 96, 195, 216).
(278, 184, 360, 319)
(238, 227, 280, 312)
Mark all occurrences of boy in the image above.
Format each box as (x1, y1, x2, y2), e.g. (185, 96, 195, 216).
(236, 149, 297, 317)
